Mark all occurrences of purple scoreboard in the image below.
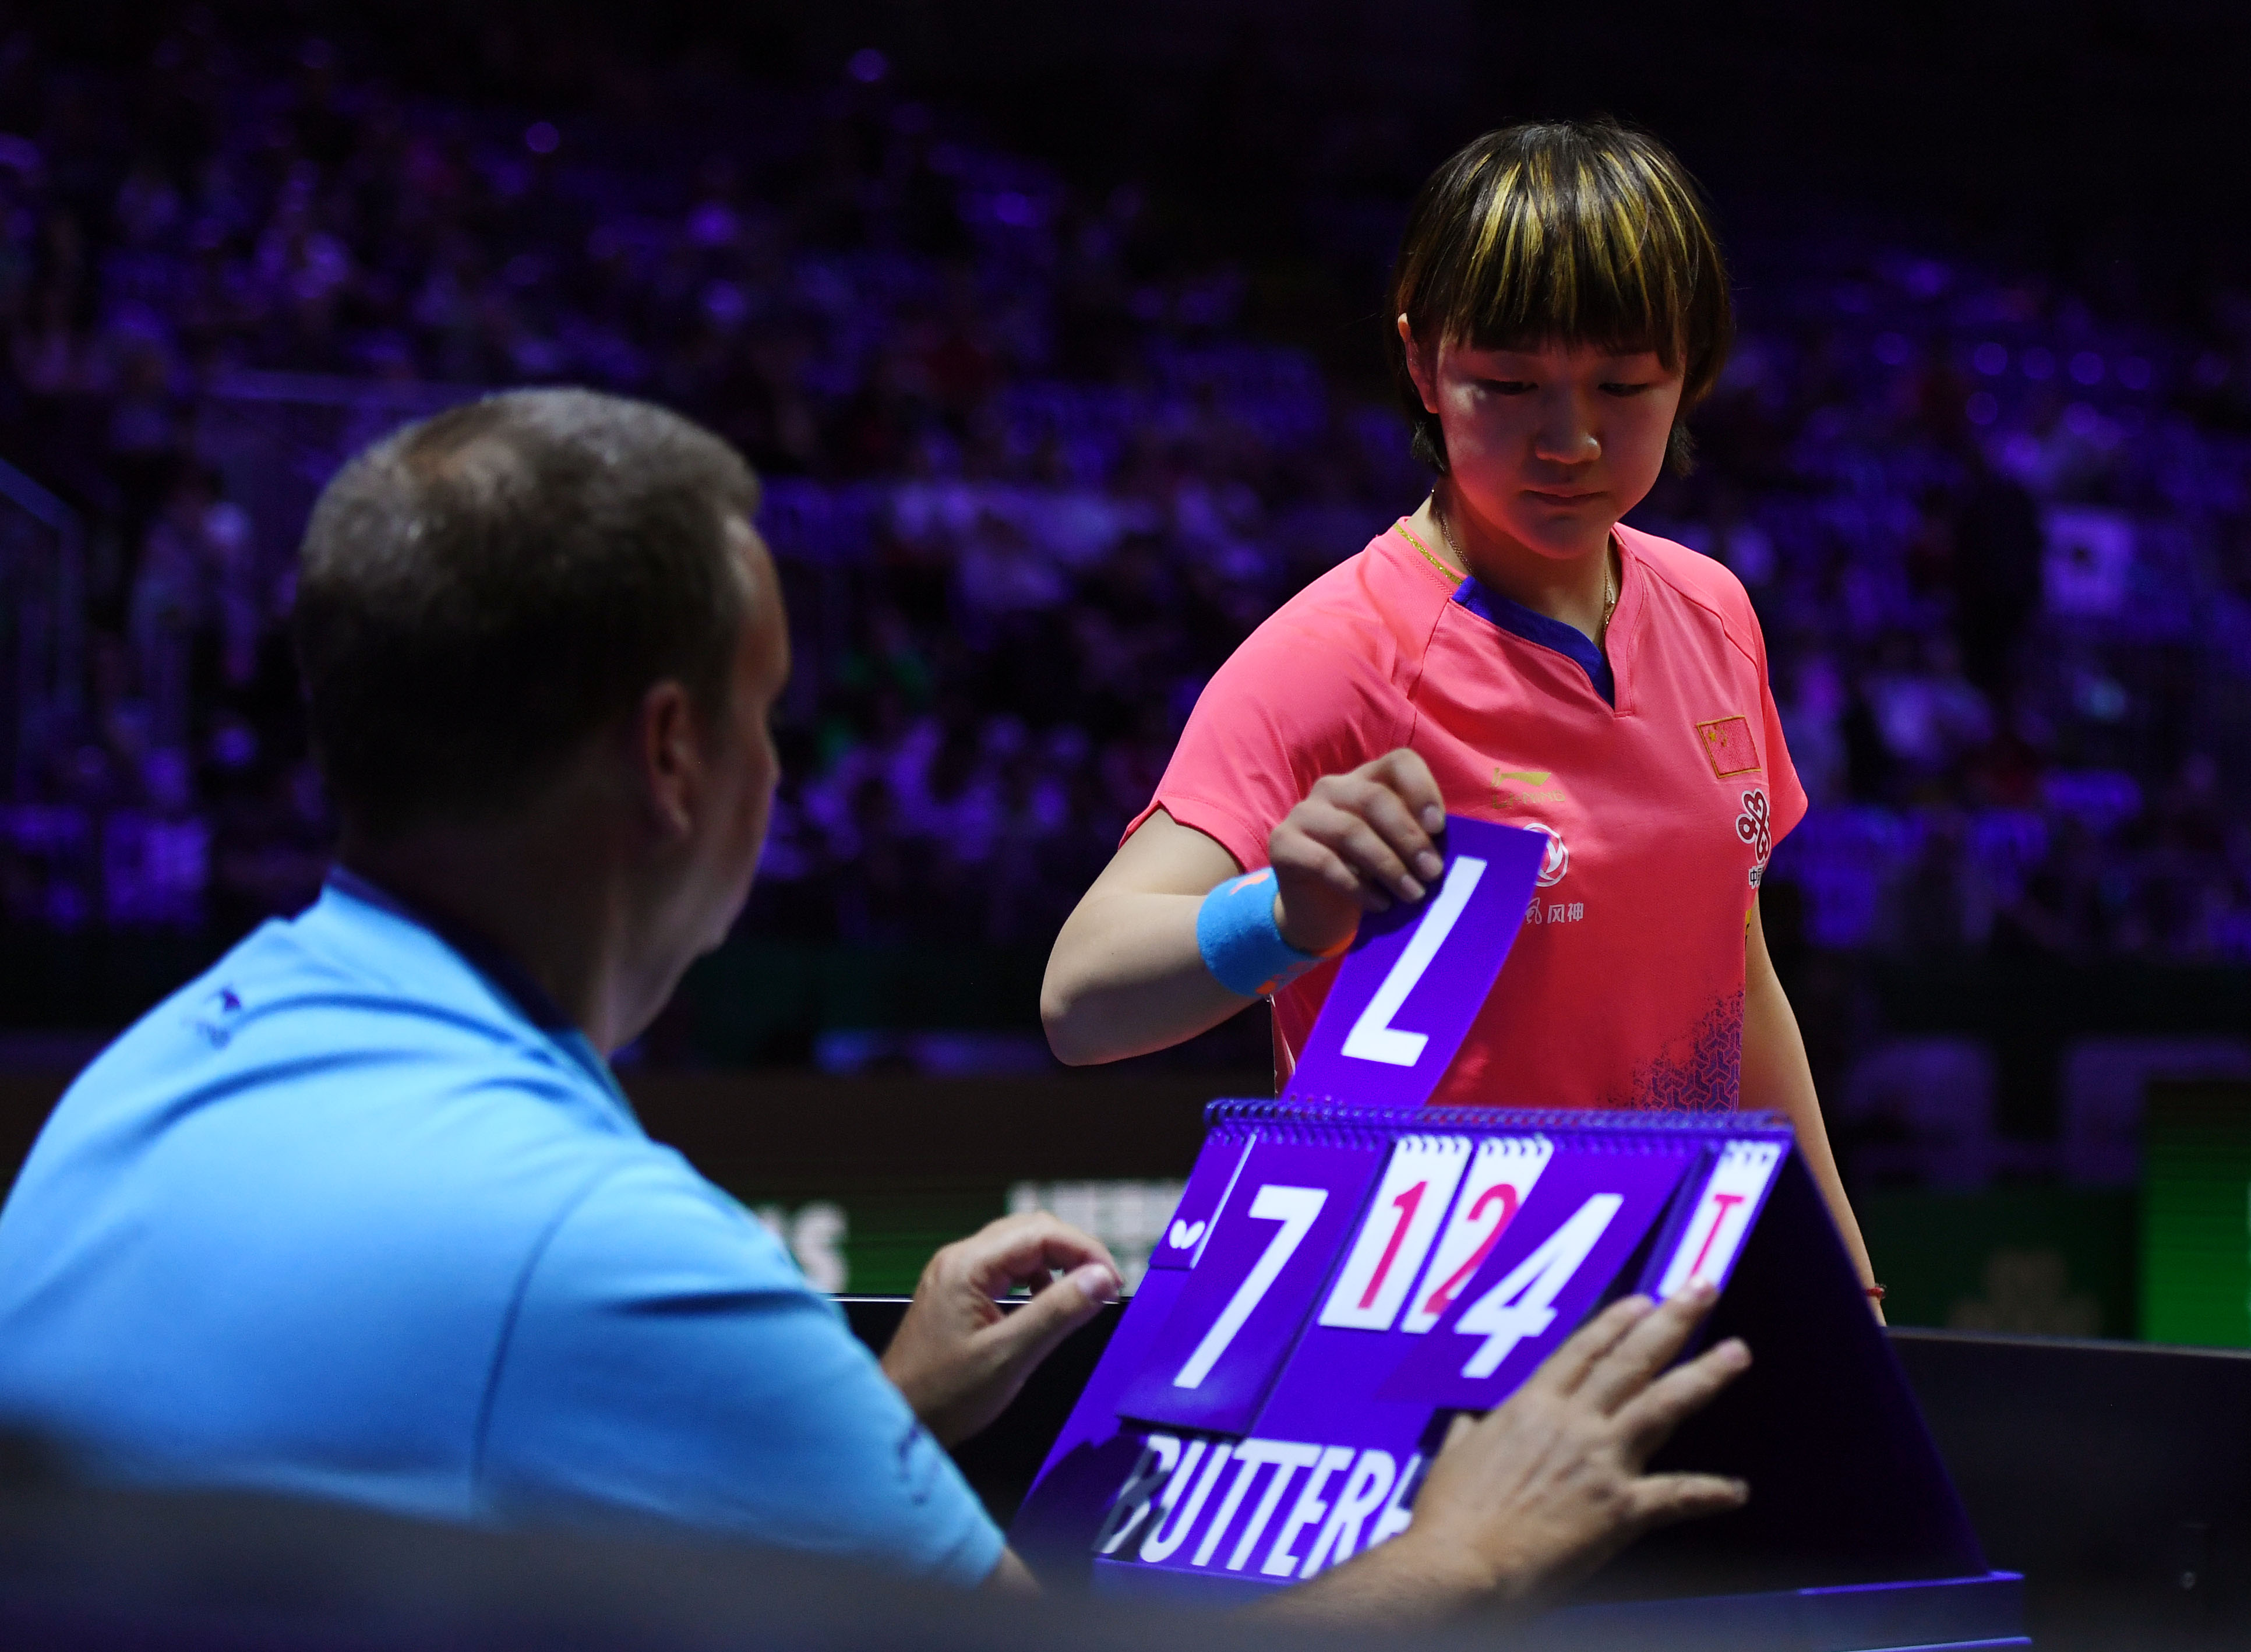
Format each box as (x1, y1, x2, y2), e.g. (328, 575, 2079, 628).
(1011, 820, 2025, 1650)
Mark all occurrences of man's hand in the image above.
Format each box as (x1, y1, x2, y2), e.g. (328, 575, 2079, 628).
(1268, 749, 1448, 954)
(882, 1213, 1122, 1448)
(1399, 1286, 1751, 1609)
(1267, 1286, 1748, 1625)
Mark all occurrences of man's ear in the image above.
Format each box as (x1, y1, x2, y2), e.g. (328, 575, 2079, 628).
(634, 679, 700, 842)
(1397, 314, 1438, 414)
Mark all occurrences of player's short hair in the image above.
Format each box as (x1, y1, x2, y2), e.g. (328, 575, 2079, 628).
(1388, 120, 1732, 475)
(294, 387, 759, 842)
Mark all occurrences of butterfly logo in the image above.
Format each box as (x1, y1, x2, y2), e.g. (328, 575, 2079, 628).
(1167, 1218, 1207, 1251)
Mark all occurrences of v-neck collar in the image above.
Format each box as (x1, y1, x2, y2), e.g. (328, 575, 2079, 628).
(1451, 576, 1617, 705)
(1388, 520, 1639, 712)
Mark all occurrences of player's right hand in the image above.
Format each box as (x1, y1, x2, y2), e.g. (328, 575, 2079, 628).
(1267, 747, 1448, 955)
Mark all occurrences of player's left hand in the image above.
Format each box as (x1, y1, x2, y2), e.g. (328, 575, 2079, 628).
(883, 1213, 1123, 1447)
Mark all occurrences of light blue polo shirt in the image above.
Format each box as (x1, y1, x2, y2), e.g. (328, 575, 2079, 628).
(0, 877, 1003, 1586)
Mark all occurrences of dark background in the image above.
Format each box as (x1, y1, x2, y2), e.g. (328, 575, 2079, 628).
(0, 0, 2248, 1326)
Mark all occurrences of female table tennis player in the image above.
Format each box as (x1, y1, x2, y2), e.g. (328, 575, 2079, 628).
(1042, 119, 1879, 1306)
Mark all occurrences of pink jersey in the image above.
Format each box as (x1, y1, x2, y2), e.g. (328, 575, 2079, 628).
(1131, 520, 1806, 1111)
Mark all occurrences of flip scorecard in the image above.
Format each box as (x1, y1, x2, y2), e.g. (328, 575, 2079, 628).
(1031, 1097, 1795, 1597)
(1012, 816, 2015, 1644)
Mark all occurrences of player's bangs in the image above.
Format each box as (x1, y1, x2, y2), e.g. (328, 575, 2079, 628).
(1391, 121, 1732, 474)
(1445, 146, 1700, 371)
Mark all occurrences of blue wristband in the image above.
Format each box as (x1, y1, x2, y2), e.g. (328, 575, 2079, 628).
(1197, 869, 1332, 998)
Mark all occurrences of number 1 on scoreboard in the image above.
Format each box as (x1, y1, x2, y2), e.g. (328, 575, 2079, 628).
(1316, 1136, 1470, 1331)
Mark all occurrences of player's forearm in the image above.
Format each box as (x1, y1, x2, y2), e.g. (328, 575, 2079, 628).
(1040, 891, 1251, 1064)
(1740, 966, 1876, 1292)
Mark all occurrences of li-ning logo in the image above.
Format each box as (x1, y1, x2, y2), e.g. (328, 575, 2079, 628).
(1735, 790, 1772, 887)
(1492, 767, 1567, 806)
(1522, 821, 1569, 887)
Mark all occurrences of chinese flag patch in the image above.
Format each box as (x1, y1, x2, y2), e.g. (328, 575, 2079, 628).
(1696, 715, 1762, 778)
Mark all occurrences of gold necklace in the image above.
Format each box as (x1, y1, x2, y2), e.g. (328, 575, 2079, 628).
(1393, 517, 1462, 586)
(1430, 492, 1620, 643)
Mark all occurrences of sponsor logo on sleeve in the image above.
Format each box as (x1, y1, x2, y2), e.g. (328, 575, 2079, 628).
(1735, 789, 1772, 887)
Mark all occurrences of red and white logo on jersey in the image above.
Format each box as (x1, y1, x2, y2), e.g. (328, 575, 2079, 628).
(1522, 821, 1569, 887)
(1735, 790, 1772, 886)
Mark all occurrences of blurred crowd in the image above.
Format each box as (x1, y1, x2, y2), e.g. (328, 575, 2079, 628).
(2, 16, 2249, 973)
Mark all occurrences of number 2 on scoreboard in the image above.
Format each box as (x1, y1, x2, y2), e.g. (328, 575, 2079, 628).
(1172, 1184, 1326, 1390)
(1400, 1135, 1554, 1333)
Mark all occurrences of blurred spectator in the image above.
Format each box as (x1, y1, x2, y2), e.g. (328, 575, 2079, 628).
(0, 12, 2244, 987)
(1951, 450, 2044, 704)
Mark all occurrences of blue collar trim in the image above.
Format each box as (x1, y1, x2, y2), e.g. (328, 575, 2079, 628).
(1450, 577, 1616, 706)
(325, 866, 577, 1033)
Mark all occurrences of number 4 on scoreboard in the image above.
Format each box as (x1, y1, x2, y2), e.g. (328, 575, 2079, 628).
(1455, 1194, 1624, 1378)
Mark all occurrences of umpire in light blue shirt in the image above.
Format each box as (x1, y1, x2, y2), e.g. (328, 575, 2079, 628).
(0, 389, 1752, 1622)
